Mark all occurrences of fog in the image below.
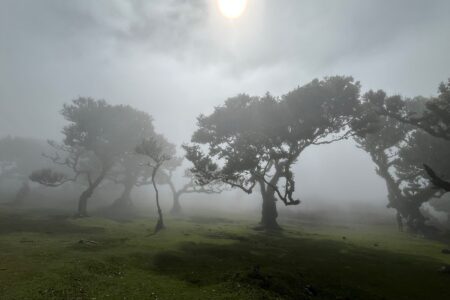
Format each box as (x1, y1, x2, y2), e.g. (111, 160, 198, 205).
(2, 1, 450, 298)
(3, 0, 448, 218)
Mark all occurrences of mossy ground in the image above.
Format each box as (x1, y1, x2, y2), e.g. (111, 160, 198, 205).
(1, 208, 450, 300)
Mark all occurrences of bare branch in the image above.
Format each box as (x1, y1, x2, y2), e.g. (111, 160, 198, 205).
(424, 164, 450, 192)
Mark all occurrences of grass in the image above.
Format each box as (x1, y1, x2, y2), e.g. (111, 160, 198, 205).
(0, 208, 450, 299)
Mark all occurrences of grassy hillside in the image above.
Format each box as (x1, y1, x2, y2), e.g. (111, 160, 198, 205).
(0, 208, 450, 299)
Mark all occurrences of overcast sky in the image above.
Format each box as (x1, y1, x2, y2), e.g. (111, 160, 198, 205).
(1, 0, 449, 207)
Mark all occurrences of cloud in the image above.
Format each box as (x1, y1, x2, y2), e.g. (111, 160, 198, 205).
(1, 0, 449, 207)
(1, 0, 449, 139)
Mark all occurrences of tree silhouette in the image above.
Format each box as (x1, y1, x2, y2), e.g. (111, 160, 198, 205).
(30, 98, 155, 217)
(135, 136, 174, 233)
(158, 165, 222, 216)
(355, 114, 409, 231)
(355, 109, 444, 234)
(366, 79, 450, 192)
(394, 128, 450, 233)
(106, 154, 148, 212)
(184, 76, 369, 230)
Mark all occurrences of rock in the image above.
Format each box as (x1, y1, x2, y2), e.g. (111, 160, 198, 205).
(441, 248, 450, 254)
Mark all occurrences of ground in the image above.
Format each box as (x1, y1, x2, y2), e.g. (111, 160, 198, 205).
(0, 208, 450, 300)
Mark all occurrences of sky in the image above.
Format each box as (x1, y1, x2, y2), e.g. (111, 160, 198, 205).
(1, 0, 449, 209)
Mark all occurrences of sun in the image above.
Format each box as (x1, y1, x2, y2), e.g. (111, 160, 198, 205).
(217, 0, 248, 19)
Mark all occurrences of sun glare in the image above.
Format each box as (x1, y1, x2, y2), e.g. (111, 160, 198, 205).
(217, 0, 248, 19)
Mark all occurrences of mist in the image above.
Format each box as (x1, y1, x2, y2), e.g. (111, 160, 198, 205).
(1, 1, 450, 299)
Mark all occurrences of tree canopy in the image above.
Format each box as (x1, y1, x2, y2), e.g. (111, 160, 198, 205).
(365, 79, 450, 192)
(184, 76, 369, 229)
(30, 98, 157, 217)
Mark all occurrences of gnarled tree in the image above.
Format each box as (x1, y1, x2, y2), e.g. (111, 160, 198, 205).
(184, 76, 368, 230)
(366, 79, 450, 192)
(30, 98, 155, 217)
(355, 112, 409, 231)
(358, 95, 448, 235)
(106, 154, 151, 213)
(394, 128, 450, 234)
(355, 117, 442, 234)
(103, 109, 159, 214)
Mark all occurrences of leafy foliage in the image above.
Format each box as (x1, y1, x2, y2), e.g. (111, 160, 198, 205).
(31, 97, 158, 216)
(357, 97, 448, 234)
(184, 76, 367, 209)
(365, 79, 450, 192)
(29, 169, 69, 187)
(135, 136, 173, 165)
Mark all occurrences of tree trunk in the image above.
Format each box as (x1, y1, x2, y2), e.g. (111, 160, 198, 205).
(258, 181, 281, 230)
(77, 188, 92, 217)
(260, 192, 281, 230)
(378, 164, 409, 233)
(11, 180, 30, 206)
(396, 211, 403, 232)
(404, 206, 428, 235)
(75, 170, 107, 218)
(152, 165, 164, 233)
(168, 180, 182, 216)
(170, 193, 182, 216)
(111, 182, 134, 210)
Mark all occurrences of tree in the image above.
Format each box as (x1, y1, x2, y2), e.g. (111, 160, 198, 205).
(184, 76, 368, 230)
(135, 135, 174, 233)
(355, 113, 409, 231)
(357, 95, 450, 234)
(106, 153, 152, 213)
(157, 164, 222, 216)
(153, 156, 183, 215)
(30, 98, 155, 217)
(366, 79, 450, 191)
(355, 111, 443, 234)
(394, 128, 450, 233)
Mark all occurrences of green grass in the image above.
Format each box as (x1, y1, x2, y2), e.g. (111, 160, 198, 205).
(1, 209, 450, 300)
